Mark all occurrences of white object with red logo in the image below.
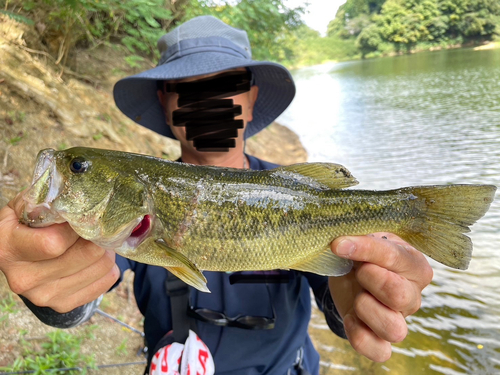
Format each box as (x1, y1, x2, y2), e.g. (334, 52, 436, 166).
(150, 330, 215, 375)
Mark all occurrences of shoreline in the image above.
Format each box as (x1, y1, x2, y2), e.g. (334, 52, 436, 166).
(473, 41, 500, 50)
(287, 39, 500, 70)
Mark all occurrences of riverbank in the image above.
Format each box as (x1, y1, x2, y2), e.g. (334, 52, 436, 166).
(364, 38, 500, 60)
(0, 15, 307, 373)
(473, 41, 500, 50)
(287, 38, 500, 71)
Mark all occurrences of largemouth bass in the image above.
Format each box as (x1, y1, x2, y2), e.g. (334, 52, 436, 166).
(21, 147, 496, 292)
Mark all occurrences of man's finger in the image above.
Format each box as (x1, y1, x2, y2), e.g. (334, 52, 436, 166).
(8, 191, 27, 217)
(22, 250, 118, 311)
(10, 221, 80, 262)
(7, 240, 109, 294)
(353, 291, 408, 343)
(331, 235, 430, 280)
(1, 202, 79, 262)
(49, 264, 119, 313)
(39, 239, 108, 280)
(342, 309, 392, 362)
(355, 263, 423, 316)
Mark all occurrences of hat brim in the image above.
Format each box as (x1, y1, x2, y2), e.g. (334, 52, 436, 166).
(113, 52, 295, 139)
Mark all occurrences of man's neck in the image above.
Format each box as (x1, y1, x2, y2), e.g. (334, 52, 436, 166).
(180, 145, 249, 169)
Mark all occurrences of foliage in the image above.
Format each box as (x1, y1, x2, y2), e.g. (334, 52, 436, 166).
(180, 0, 306, 62)
(0, 330, 97, 374)
(356, 23, 383, 57)
(3, 0, 176, 64)
(0, 292, 19, 326)
(375, 0, 442, 52)
(328, 0, 500, 57)
(177, 0, 360, 66)
(0, 9, 34, 24)
(284, 24, 359, 67)
(327, 0, 384, 37)
(1, 0, 498, 71)
(1, 0, 309, 66)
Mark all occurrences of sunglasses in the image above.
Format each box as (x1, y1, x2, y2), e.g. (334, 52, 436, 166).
(187, 283, 275, 330)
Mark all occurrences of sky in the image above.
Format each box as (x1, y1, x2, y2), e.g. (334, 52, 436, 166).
(285, 0, 347, 36)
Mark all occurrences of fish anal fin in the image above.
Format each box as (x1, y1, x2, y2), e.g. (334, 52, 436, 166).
(275, 163, 358, 189)
(288, 247, 353, 276)
(155, 239, 210, 293)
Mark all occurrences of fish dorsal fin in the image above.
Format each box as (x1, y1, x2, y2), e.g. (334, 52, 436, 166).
(274, 163, 358, 189)
(155, 239, 210, 293)
(288, 247, 353, 276)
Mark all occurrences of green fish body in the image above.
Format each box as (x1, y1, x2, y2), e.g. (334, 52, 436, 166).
(21, 147, 497, 292)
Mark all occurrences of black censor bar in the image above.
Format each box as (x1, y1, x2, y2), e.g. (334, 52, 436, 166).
(167, 70, 252, 152)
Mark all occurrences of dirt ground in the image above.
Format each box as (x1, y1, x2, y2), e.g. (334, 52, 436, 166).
(0, 271, 148, 374)
(0, 14, 308, 373)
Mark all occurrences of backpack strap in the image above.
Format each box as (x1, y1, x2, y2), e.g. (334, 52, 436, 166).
(166, 271, 194, 343)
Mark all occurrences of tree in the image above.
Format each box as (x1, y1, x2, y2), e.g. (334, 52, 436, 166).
(327, 0, 386, 37)
(181, 0, 305, 62)
(457, 0, 500, 39)
(356, 23, 382, 57)
(376, 0, 441, 52)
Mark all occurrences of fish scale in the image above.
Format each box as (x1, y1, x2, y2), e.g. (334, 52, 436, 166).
(181, 188, 414, 270)
(21, 147, 496, 292)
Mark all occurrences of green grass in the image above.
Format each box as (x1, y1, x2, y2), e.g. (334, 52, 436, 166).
(0, 329, 97, 374)
(57, 142, 68, 150)
(0, 292, 19, 326)
(0, 292, 19, 314)
(8, 133, 25, 145)
(92, 132, 103, 141)
(115, 338, 129, 356)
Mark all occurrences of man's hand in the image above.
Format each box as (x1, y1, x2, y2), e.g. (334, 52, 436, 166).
(329, 233, 433, 362)
(0, 193, 120, 313)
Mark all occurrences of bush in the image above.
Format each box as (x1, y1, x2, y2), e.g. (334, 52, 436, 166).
(3, 0, 174, 64)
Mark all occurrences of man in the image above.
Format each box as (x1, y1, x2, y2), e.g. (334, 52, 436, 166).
(0, 16, 433, 374)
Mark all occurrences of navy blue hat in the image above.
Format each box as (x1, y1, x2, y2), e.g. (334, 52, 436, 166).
(113, 16, 296, 140)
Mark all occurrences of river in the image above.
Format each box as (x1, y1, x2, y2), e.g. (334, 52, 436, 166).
(278, 47, 500, 375)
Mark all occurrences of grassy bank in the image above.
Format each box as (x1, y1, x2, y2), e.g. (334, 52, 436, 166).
(286, 35, 500, 71)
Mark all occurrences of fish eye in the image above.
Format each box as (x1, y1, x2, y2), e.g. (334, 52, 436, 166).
(69, 157, 90, 174)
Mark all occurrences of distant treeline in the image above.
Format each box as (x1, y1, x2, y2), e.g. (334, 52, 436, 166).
(1, 0, 499, 69)
(328, 0, 500, 58)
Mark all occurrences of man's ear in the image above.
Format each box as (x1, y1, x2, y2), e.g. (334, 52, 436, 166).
(157, 90, 166, 110)
(157, 89, 171, 126)
(247, 85, 259, 123)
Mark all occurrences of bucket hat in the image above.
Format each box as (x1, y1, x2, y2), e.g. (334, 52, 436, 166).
(113, 16, 296, 140)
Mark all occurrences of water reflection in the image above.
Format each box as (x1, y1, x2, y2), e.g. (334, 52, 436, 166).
(279, 48, 500, 374)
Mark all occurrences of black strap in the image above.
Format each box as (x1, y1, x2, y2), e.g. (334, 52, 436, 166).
(166, 272, 193, 343)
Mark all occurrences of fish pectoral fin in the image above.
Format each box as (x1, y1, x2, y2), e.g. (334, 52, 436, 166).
(155, 239, 210, 293)
(275, 163, 358, 189)
(288, 247, 353, 276)
(167, 266, 210, 294)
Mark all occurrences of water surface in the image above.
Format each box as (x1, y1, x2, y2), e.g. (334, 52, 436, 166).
(278, 47, 500, 374)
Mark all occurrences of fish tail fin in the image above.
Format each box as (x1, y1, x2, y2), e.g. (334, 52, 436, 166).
(397, 185, 496, 269)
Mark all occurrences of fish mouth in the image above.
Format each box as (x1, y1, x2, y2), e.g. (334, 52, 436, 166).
(22, 149, 65, 227)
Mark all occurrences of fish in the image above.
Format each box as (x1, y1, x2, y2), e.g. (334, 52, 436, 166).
(20, 147, 496, 292)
